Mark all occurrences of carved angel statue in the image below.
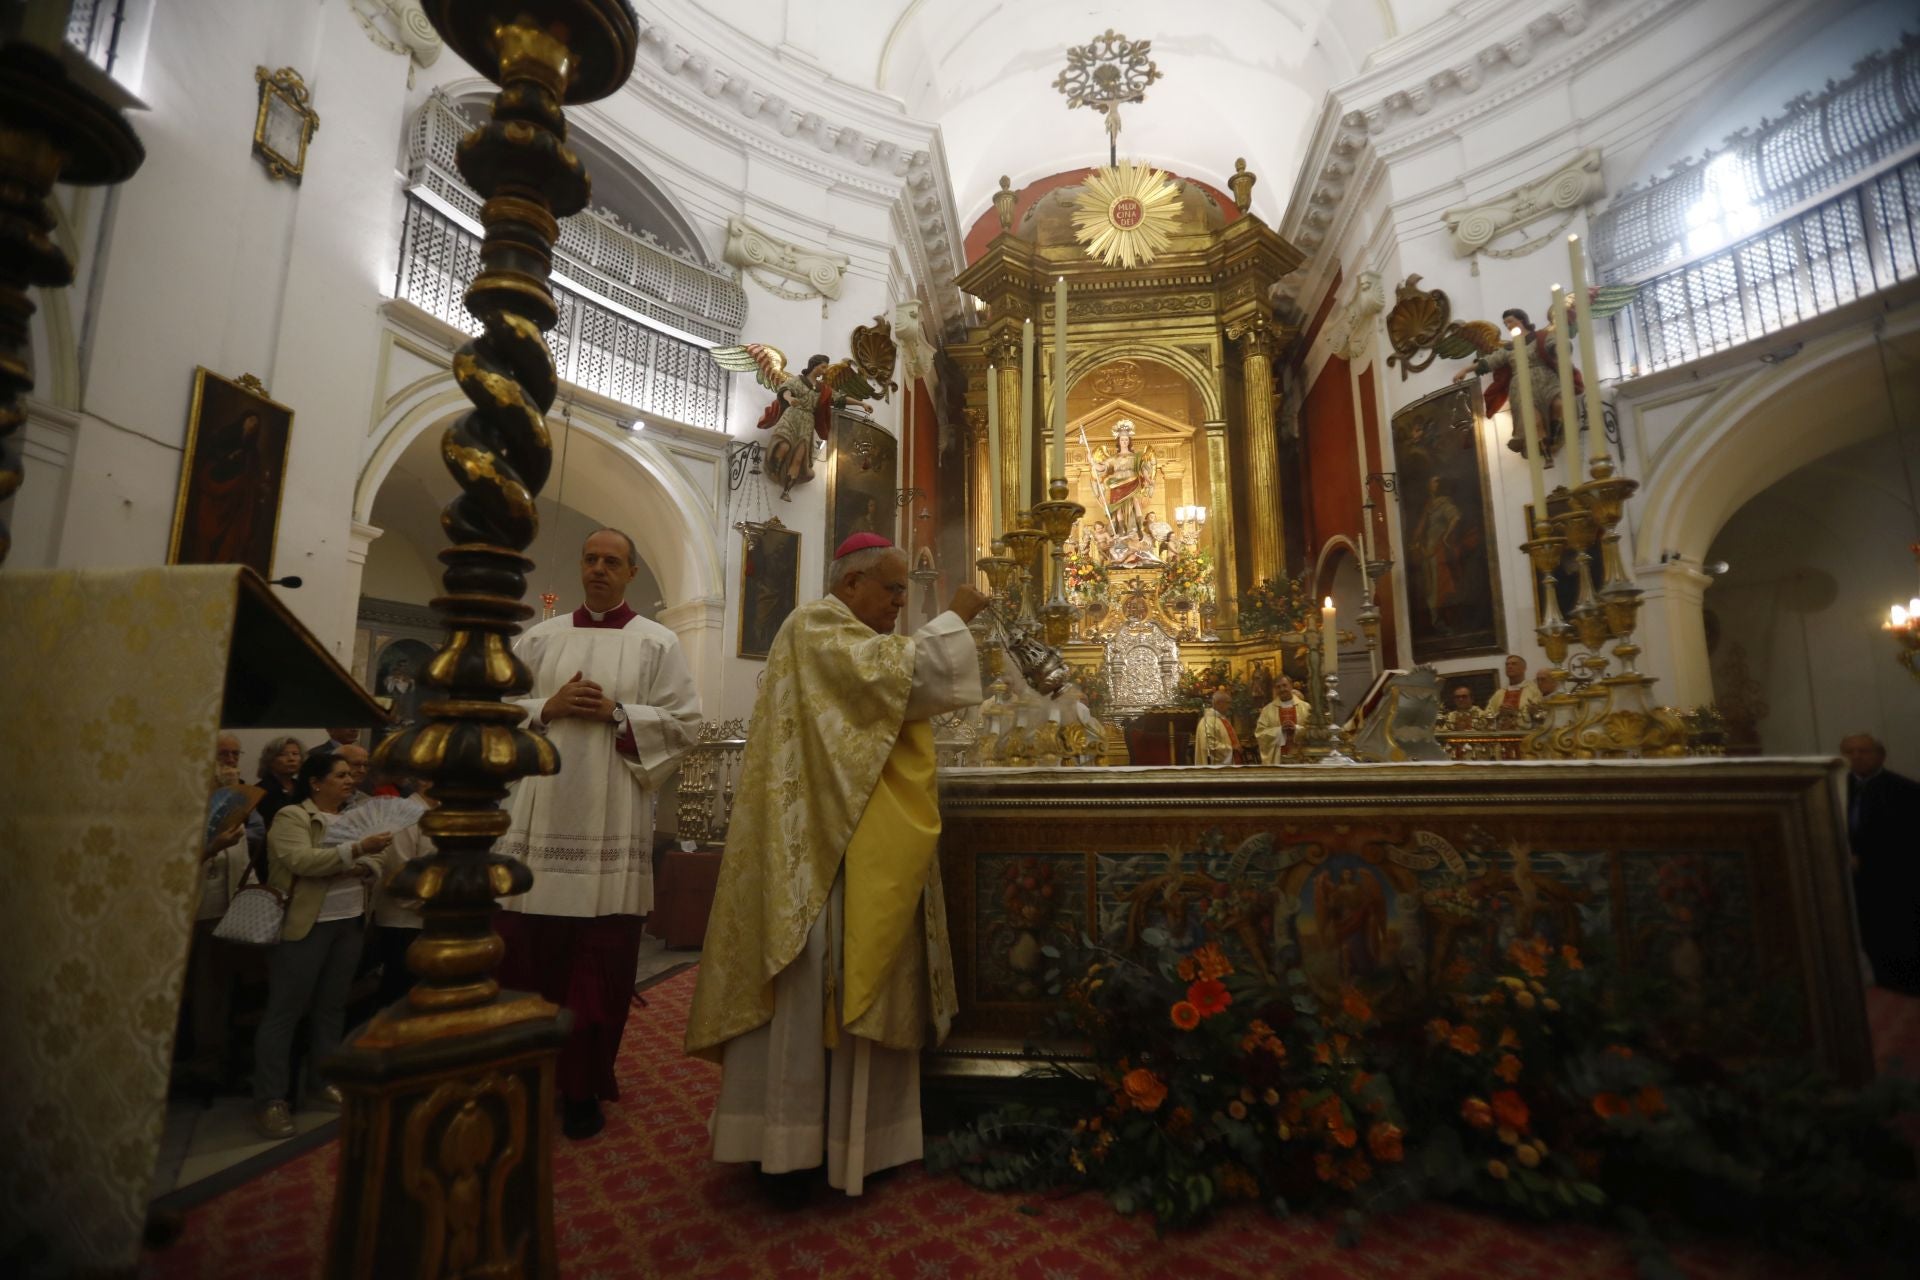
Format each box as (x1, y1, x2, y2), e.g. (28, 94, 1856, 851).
(710, 343, 877, 499)
(1088, 418, 1157, 545)
(1445, 288, 1635, 460)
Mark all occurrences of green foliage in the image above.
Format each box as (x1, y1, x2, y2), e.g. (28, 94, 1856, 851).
(1238, 575, 1313, 636)
(1172, 661, 1259, 722)
(930, 861, 1920, 1263)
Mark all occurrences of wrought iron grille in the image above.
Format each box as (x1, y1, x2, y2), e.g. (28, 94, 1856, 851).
(64, 0, 125, 75)
(395, 195, 731, 432)
(1607, 157, 1920, 377)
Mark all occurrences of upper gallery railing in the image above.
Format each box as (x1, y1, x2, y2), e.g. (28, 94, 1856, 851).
(395, 91, 743, 432)
(1606, 155, 1919, 377)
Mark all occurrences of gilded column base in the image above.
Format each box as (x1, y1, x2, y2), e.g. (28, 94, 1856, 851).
(325, 994, 569, 1280)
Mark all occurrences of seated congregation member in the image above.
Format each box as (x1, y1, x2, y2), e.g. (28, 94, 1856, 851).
(498, 527, 702, 1140)
(1485, 654, 1542, 722)
(253, 752, 393, 1138)
(1255, 675, 1311, 762)
(1193, 688, 1239, 765)
(688, 534, 988, 1196)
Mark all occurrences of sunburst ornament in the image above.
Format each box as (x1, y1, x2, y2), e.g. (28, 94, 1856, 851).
(1072, 161, 1181, 269)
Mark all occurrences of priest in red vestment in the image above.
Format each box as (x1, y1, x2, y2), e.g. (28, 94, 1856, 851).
(497, 528, 702, 1139)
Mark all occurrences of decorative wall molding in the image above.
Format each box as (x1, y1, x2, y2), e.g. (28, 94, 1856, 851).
(1442, 147, 1603, 257)
(724, 216, 849, 300)
(349, 0, 441, 72)
(1328, 271, 1385, 361)
(629, 2, 964, 336)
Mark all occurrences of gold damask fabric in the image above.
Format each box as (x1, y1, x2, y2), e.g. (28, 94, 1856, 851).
(685, 596, 916, 1059)
(0, 569, 238, 1273)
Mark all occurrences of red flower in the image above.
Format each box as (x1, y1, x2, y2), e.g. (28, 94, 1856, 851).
(1635, 1085, 1667, 1117)
(1491, 1089, 1530, 1133)
(1170, 1001, 1201, 1031)
(1340, 987, 1374, 1024)
(1122, 1068, 1167, 1112)
(1560, 945, 1584, 970)
(1460, 1097, 1494, 1129)
(1449, 1025, 1482, 1055)
(1494, 1053, 1524, 1083)
(1591, 1091, 1631, 1119)
(1368, 1122, 1404, 1163)
(1187, 978, 1232, 1018)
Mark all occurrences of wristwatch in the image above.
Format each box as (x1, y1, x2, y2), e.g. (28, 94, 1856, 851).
(611, 704, 628, 731)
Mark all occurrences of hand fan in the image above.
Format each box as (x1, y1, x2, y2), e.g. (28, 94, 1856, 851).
(322, 795, 427, 846)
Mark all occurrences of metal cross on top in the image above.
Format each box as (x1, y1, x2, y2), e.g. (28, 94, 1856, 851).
(1053, 29, 1161, 166)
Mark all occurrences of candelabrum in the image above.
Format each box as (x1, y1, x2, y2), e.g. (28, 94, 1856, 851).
(1520, 518, 1580, 758)
(1884, 546, 1920, 678)
(1030, 476, 1086, 649)
(338, 5, 639, 1274)
(1000, 516, 1048, 631)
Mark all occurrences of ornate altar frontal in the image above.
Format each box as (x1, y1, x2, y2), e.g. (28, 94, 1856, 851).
(930, 759, 1871, 1084)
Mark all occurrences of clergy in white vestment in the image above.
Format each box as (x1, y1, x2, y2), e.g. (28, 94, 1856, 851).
(1255, 675, 1313, 762)
(497, 528, 702, 1140)
(1484, 653, 1544, 721)
(1192, 688, 1240, 765)
(685, 532, 989, 1195)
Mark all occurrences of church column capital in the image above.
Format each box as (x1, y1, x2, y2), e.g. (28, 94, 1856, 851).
(1230, 315, 1281, 362)
(985, 326, 1023, 366)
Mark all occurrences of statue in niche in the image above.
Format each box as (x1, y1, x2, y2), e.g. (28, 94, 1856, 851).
(710, 343, 878, 499)
(1088, 418, 1158, 548)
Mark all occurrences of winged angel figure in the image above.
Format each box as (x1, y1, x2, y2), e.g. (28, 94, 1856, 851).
(1386, 275, 1631, 461)
(711, 344, 877, 499)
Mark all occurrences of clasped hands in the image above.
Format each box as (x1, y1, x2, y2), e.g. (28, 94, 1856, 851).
(543, 670, 619, 725)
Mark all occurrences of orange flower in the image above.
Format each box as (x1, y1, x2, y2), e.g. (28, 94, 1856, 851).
(1368, 1122, 1405, 1163)
(1591, 1091, 1631, 1119)
(1170, 1001, 1201, 1031)
(1494, 1053, 1524, 1083)
(1176, 954, 1198, 982)
(1340, 987, 1374, 1024)
(1189, 942, 1234, 981)
(1122, 1068, 1167, 1112)
(1312, 1040, 1333, 1065)
(1449, 1024, 1483, 1055)
(1486, 1159, 1509, 1180)
(1509, 936, 1552, 977)
(1491, 1089, 1530, 1132)
(1228, 1100, 1248, 1121)
(1333, 1124, 1359, 1149)
(1560, 945, 1584, 970)
(1460, 1097, 1494, 1129)
(1498, 1027, 1522, 1049)
(1426, 1017, 1453, 1043)
(1514, 1143, 1541, 1169)
(1634, 1085, 1667, 1117)
(1314, 1152, 1337, 1182)
(1187, 978, 1232, 1018)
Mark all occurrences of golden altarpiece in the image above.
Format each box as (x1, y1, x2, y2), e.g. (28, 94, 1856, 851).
(949, 179, 1305, 759)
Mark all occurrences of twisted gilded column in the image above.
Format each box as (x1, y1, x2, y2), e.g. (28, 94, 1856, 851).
(1231, 315, 1285, 586)
(0, 40, 142, 564)
(333, 3, 637, 1276)
(988, 325, 1023, 522)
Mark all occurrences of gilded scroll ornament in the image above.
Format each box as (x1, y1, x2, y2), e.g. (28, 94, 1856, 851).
(849, 313, 899, 400)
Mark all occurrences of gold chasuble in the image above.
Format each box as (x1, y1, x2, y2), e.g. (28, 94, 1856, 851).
(686, 596, 969, 1060)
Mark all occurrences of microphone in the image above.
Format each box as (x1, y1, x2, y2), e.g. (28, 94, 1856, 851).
(270, 575, 303, 588)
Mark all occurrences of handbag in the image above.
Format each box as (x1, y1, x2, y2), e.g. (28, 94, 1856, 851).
(213, 864, 288, 946)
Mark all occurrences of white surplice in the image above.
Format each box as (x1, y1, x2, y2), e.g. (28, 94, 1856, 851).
(707, 610, 981, 1194)
(1255, 695, 1312, 762)
(499, 608, 702, 918)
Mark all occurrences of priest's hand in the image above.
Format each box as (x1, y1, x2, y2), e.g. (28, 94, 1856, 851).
(947, 586, 990, 623)
(543, 671, 610, 723)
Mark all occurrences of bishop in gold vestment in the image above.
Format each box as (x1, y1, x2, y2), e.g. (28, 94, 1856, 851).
(686, 535, 988, 1193)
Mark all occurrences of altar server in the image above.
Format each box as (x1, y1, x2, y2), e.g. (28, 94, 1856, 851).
(498, 528, 702, 1140)
(1193, 688, 1240, 766)
(1255, 675, 1313, 762)
(688, 533, 988, 1194)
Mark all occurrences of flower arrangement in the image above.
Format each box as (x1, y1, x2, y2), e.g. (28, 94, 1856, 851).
(1064, 542, 1110, 603)
(1159, 548, 1213, 604)
(1172, 661, 1259, 723)
(1239, 575, 1313, 637)
(931, 853, 1920, 1263)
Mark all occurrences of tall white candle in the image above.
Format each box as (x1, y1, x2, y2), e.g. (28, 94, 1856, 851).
(1360, 494, 1375, 562)
(1510, 326, 1548, 516)
(1321, 597, 1337, 675)
(986, 365, 1002, 535)
(1549, 286, 1579, 497)
(1567, 234, 1609, 469)
(1052, 276, 1069, 493)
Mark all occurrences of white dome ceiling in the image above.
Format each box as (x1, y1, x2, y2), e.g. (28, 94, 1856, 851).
(690, 0, 1461, 226)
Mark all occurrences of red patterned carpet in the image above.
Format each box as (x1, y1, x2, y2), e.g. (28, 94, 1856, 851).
(142, 972, 1920, 1280)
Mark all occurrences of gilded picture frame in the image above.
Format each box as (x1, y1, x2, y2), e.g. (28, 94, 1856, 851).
(737, 518, 800, 660)
(1391, 380, 1506, 662)
(253, 66, 320, 183)
(823, 410, 897, 588)
(167, 368, 294, 578)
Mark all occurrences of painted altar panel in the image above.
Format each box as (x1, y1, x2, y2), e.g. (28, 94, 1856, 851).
(935, 760, 1865, 1081)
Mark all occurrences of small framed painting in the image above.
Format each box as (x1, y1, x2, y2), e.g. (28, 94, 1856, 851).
(167, 368, 294, 578)
(738, 519, 800, 660)
(824, 410, 897, 588)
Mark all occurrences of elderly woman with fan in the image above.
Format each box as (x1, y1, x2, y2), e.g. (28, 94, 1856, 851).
(251, 752, 396, 1139)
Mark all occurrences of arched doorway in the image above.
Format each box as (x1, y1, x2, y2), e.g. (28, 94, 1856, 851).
(1315, 538, 1372, 711)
